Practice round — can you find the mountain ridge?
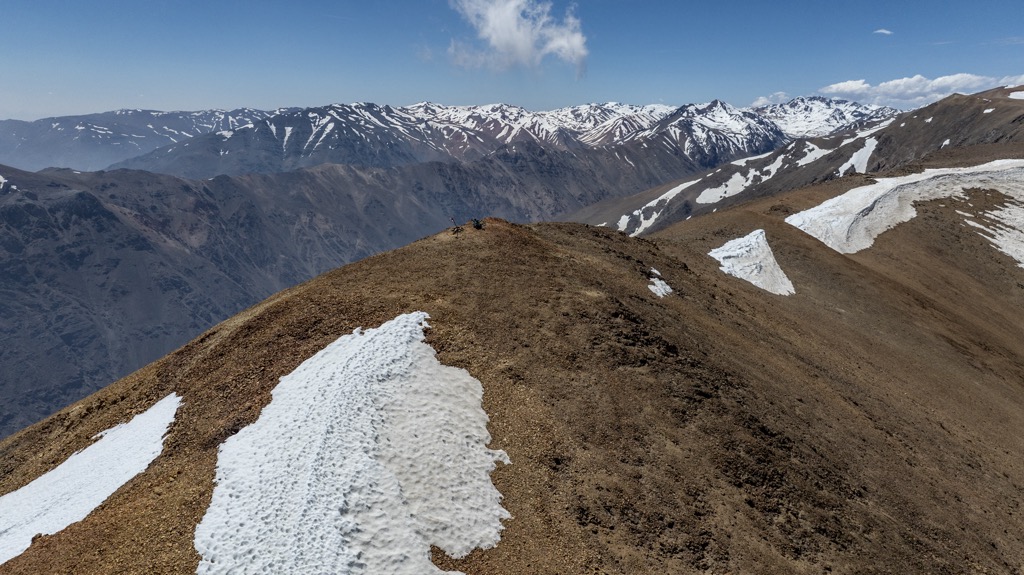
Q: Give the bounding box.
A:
[2,193,1022,572]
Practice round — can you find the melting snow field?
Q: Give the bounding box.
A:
[961,193,1024,267]
[617,179,700,236]
[1009,91,1024,100]
[194,312,510,575]
[695,154,786,205]
[796,142,833,167]
[0,393,181,566]
[708,229,795,295]
[785,160,1024,255]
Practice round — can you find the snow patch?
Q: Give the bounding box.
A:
[708,229,794,295]
[647,268,673,297]
[836,137,877,175]
[785,159,1024,253]
[984,108,995,113]
[696,172,749,204]
[730,150,773,166]
[1009,91,1024,100]
[959,193,1024,268]
[194,312,509,575]
[0,394,181,566]
[696,154,785,205]
[941,139,951,148]
[617,179,699,236]
[796,143,833,167]
[282,126,293,150]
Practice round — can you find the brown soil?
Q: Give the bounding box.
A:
[2,204,1023,573]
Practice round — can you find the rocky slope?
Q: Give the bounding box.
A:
[2,160,1023,572]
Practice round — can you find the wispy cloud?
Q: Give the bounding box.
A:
[448,0,588,74]
[819,73,1024,109]
[751,91,790,107]
[873,29,893,35]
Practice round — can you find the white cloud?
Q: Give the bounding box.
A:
[873,29,893,35]
[819,73,1024,109]
[751,91,790,107]
[448,0,587,73]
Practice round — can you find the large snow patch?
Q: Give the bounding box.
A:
[617,178,700,236]
[961,190,1024,268]
[836,137,877,175]
[785,159,1024,253]
[708,229,795,295]
[194,312,509,575]
[0,393,181,565]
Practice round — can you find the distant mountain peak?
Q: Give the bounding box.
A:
[754,97,901,138]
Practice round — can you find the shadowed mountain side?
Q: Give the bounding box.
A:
[2,213,1022,573]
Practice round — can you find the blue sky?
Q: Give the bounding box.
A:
[2,0,1022,119]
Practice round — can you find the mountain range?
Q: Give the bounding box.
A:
[0,109,278,173]
[2,98,893,177]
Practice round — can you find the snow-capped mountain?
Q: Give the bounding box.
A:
[0,108,280,171]
[577,87,1024,236]
[3,86,1024,573]
[754,96,900,138]
[620,100,788,166]
[110,99,796,179]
